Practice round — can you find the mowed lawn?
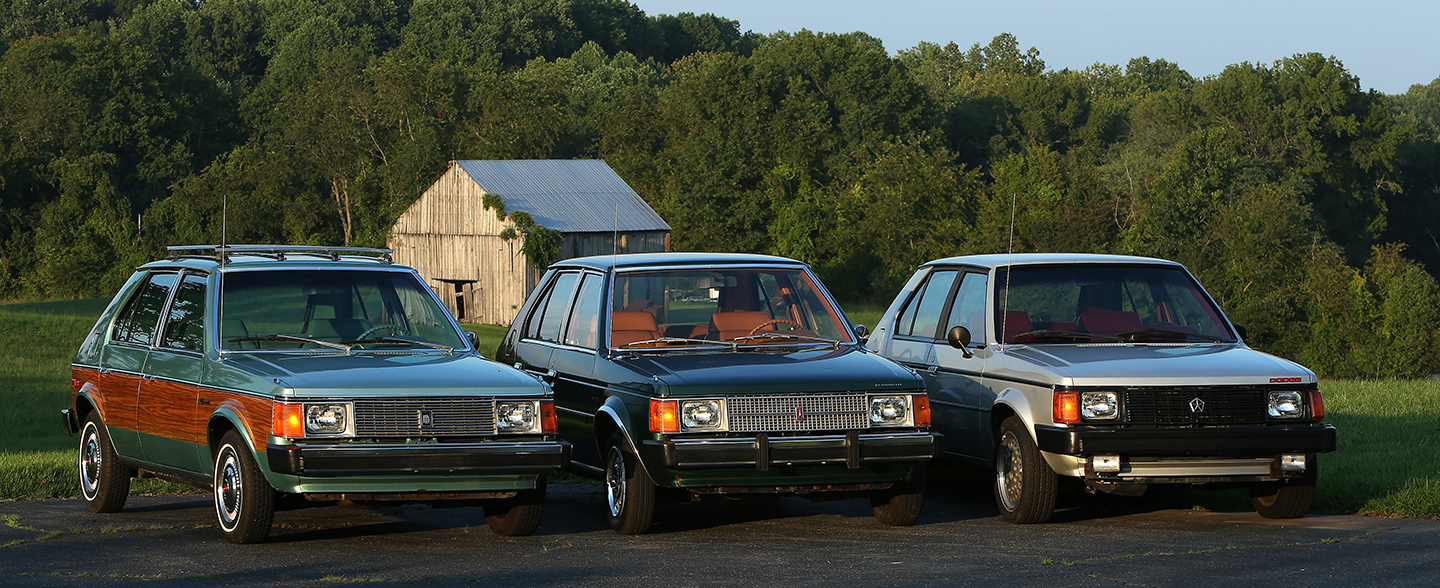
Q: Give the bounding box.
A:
[1,299,1436,519]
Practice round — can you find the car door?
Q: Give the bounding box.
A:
[510,271,583,440]
[928,270,994,460]
[138,272,207,473]
[99,271,178,459]
[550,272,606,466]
[885,269,960,439]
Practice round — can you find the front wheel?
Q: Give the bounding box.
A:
[1251,459,1318,519]
[79,412,131,513]
[871,462,926,526]
[604,433,656,535]
[994,416,1058,524]
[213,430,276,544]
[484,477,547,536]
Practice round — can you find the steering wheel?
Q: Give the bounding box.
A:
[749,319,800,335]
[357,324,411,339]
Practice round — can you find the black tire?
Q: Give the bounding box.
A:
[994,416,1058,524]
[213,430,276,544]
[484,476,547,536]
[604,432,656,535]
[871,462,926,526]
[1251,458,1318,519]
[79,412,131,513]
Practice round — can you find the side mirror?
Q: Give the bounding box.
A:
[466,331,480,348]
[1232,324,1247,340]
[947,326,973,359]
[853,324,869,340]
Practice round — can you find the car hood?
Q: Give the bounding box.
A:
[217,352,546,397]
[613,345,921,395]
[997,344,1315,387]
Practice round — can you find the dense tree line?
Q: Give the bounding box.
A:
[2,0,1437,377]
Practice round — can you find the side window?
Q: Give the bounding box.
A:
[160,274,207,351]
[563,274,603,349]
[527,272,580,343]
[944,272,989,344]
[112,273,177,346]
[898,270,958,339]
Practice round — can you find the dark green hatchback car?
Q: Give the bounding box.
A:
[496,253,941,534]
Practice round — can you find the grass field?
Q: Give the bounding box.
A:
[2,299,1437,519]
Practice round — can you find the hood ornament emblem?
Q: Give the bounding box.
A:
[1189,398,1205,413]
[418,410,433,427]
[795,406,805,422]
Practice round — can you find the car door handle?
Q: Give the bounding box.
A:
[543,369,557,383]
[927,365,939,376]
[141,373,157,381]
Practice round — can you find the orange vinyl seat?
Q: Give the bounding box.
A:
[610,311,661,347]
[708,310,774,341]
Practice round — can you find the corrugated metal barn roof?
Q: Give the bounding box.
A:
[455,160,671,233]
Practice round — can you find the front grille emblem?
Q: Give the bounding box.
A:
[1189,398,1205,413]
[795,406,805,422]
[418,410,433,428]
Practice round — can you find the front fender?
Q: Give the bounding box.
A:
[993,387,1046,439]
[595,395,640,453]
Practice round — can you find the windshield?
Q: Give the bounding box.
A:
[609,267,854,348]
[219,270,465,351]
[995,265,1235,344]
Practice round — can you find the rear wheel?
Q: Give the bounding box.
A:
[871,462,926,526]
[1251,458,1317,519]
[213,430,276,544]
[604,432,656,535]
[484,477,547,536]
[79,412,131,513]
[994,416,1058,524]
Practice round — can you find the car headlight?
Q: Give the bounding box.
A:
[1081,392,1118,420]
[1268,391,1304,419]
[304,403,351,435]
[870,396,911,426]
[496,401,539,433]
[681,400,725,430]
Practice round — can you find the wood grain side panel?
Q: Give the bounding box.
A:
[208,393,275,452]
[73,366,138,430]
[137,379,200,444]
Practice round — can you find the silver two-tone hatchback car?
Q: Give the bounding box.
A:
[866,254,1336,523]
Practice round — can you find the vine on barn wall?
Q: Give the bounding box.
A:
[483,194,563,273]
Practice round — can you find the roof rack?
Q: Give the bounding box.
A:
[166,245,393,263]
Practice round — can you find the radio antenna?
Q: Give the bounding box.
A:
[612,201,619,263]
[999,192,1017,350]
[218,195,228,358]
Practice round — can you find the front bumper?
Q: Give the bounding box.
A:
[1033,423,1336,456]
[641,431,941,470]
[266,440,571,476]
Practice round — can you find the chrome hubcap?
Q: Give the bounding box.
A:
[996,431,1023,511]
[215,450,242,530]
[605,450,626,518]
[80,426,101,498]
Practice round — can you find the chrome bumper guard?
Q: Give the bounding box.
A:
[642,431,941,470]
[266,440,571,476]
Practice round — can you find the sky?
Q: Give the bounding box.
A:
[635,0,1439,95]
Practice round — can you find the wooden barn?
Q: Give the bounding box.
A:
[388,159,671,325]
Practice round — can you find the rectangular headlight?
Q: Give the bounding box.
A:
[1081,392,1118,420]
[1268,391,1305,419]
[304,403,351,436]
[869,395,912,427]
[496,400,540,433]
[680,399,725,431]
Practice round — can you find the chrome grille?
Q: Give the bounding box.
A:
[1124,389,1268,425]
[353,397,495,437]
[726,394,868,432]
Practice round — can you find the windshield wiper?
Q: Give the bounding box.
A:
[341,336,455,353]
[1115,328,1224,343]
[1010,329,1122,342]
[732,332,841,349]
[619,337,737,351]
[227,334,352,352]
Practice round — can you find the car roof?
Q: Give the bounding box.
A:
[139,245,408,273]
[552,252,810,271]
[921,253,1184,270]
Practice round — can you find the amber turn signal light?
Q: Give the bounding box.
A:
[912,395,932,427]
[272,403,304,438]
[1308,388,1326,420]
[540,400,559,433]
[650,399,679,433]
[1053,391,1080,424]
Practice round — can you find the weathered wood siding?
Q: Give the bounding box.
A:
[390,164,669,325]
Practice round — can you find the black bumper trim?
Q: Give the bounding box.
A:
[60,409,79,437]
[641,432,941,469]
[266,440,571,476]
[1034,423,1336,456]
